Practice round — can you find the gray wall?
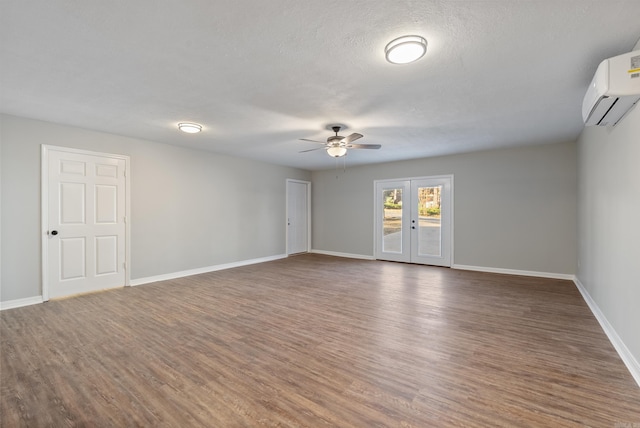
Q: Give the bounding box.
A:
[312,141,578,275]
[577,104,640,366]
[0,114,310,302]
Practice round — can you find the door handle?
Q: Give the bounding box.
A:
[50,230,58,236]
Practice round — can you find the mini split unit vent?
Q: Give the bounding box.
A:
[582,49,640,126]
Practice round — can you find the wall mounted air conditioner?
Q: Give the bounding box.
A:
[582,49,640,126]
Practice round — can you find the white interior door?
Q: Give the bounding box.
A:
[375,176,452,267]
[286,180,310,255]
[43,146,129,300]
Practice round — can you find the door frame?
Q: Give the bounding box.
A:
[373,174,454,266]
[285,179,311,255]
[41,145,131,301]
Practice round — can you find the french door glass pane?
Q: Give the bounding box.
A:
[382,188,403,253]
[417,186,442,257]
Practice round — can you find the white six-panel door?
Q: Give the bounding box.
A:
[43,146,129,300]
[286,179,310,255]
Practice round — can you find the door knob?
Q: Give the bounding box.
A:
[50,230,58,236]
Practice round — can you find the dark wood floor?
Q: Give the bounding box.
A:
[2,254,639,427]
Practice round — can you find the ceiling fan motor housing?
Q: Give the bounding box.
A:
[327,135,344,146]
[328,126,344,146]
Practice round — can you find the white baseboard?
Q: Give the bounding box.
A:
[0,295,44,311]
[573,278,640,388]
[452,264,575,280]
[310,249,375,260]
[130,254,288,286]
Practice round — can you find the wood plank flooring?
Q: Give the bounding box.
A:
[2,254,639,427]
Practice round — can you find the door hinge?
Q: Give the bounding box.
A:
[123,262,127,270]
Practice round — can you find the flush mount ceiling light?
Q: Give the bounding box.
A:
[178,122,202,133]
[326,146,348,158]
[385,35,427,64]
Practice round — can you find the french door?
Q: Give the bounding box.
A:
[375,176,452,266]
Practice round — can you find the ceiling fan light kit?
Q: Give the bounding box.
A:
[385,35,427,64]
[327,146,348,157]
[178,122,202,133]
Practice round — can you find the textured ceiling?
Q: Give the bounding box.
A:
[1,1,639,170]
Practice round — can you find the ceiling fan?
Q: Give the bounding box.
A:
[299,126,381,157]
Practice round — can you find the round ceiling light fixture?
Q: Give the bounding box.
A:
[178,122,202,133]
[385,35,427,64]
[326,146,347,158]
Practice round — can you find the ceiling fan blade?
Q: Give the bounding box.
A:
[340,133,363,144]
[347,143,381,150]
[299,147,325,153]
[299,138,326,144]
